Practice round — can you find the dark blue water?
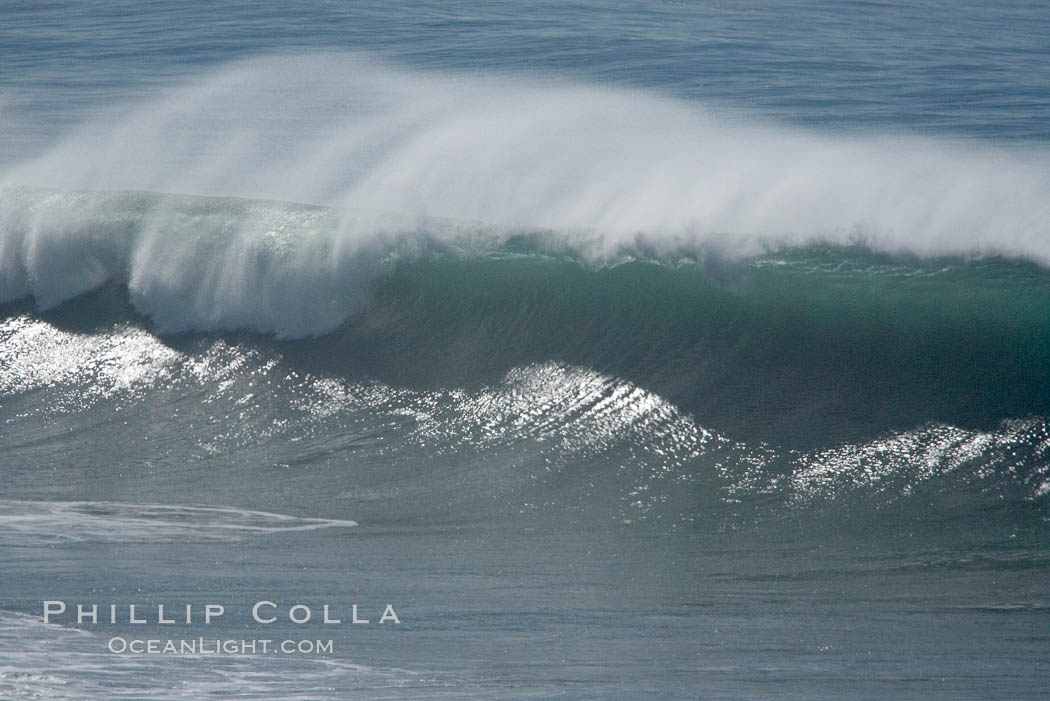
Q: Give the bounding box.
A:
[1,2,1049,699]
[2,0,1049,142]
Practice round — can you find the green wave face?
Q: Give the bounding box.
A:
[4,188,1050,446]
[2,188,1049,539]
[338,248,1050,446]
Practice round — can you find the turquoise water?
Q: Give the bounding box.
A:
[1,2,1049,699]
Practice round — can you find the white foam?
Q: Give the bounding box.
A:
[0,611,412,700]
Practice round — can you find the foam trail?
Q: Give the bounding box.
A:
[0,501,357,545]
[2,54,1049,337]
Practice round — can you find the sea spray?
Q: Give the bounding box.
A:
[2,54,1049,267]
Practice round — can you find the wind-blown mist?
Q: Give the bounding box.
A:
[2,53,1049,336]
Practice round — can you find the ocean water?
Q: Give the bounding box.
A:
[1,1,1049,699]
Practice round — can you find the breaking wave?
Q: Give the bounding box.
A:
[2,56,1049,535]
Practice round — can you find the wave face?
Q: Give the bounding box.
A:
[2,210,1049,533]
[3,187,1050,444]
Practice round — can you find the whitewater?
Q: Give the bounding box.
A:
[3,57,1050,341]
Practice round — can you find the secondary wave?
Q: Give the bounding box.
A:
[2,311,1047,532]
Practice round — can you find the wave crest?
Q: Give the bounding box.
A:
[1,54,1049,335]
